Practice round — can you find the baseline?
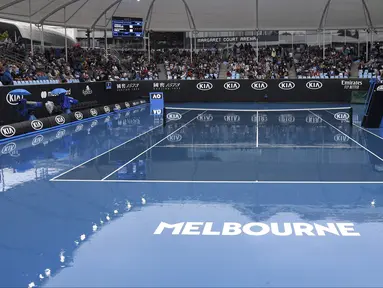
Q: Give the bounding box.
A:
[50,179,383,184]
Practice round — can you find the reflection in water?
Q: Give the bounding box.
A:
[0,106,383,286]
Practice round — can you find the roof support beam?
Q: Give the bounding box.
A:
[30,0,59,17]
[361,0,374,30]
[90,0,121,30]
[38,0,81,24]
[0,0,26,12]
[318,0,332,30]
[66,0,90,23]
[106,0,122,27]
[144,0,196,31]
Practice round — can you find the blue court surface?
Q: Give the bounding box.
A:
[1,103,383,287]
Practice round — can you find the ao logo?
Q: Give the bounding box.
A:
[90,108,98,117]
[75,124,84,132]
[278,81,295,90]
[224,114,241,122]
[306,81,323,90]
[1,125,16,137]
[167,133,183,142]
[115,104,121,110]
[197,82,213,91]
[56,129,66,139]
[334,134,348,142]
[74,111,83,120]
[6,93,23,105]
[167,112,182,121]
[91,120,98,128]
[31,120,43,131]
[151,93,163,99]
[224,81,240,91]
[251,81,268,90]
[279,114,295,124]
[1,142,16,154]
[55,115,66,125]
[104,106,111,113]
[305,114,322,124]
[197,114,213,122]
[251,114,268,123]
[334,112,350,121]
[125,102,130,108]
[32,135,44,146]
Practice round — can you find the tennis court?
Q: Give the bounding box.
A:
[1,103,383,287]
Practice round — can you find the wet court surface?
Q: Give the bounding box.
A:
[1,103,383,287]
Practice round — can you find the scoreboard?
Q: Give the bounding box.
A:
[112,17,143,38]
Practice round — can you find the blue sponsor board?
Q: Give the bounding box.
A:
[150,92,164,116]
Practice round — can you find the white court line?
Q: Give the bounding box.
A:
[256,110,259,148]
[50,110,191,181]
[325,110,383,141]
[101,110,207,181]
[166,106,352,112]
[309,110,383,162]
[155,143,355,149]
[50,178,383,184]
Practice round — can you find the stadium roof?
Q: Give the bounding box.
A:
[0,0,382,31]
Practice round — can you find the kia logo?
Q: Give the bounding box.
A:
[167,133,183,142]
[334,112,350,121]
[104,106,111,113]
[115,104,121,110]
[224,81,240,91]
[74,111,83,120]
[167,112,182,121]
[306,81,323,90]
[56,129,66,139]
[1,142,16,154]
[278,81,295,90]
[125,102,130,108]
[224,114,241,122]
[90,108,98,117]
[334,134,349,142]
[251,114,268,123]
[0,125,16,137]
[55,115,66,125]
[197,82,213,91]
[6,93,23,105]
[278,114,295,124]
[197,114,213,122]
[251,81,268,90]
[31,120,43,130]
[75,124,84,132]
[32,135,44,146]
[305,114,323,124]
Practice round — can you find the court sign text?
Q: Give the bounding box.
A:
[154,222,361,237]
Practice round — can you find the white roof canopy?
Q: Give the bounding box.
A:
[0,0,382,31]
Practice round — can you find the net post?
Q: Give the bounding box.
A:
[349,107,353,126]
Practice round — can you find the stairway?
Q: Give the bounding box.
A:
[350,62,360,78]
[157,64,167,80]
[219,63,227,79]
